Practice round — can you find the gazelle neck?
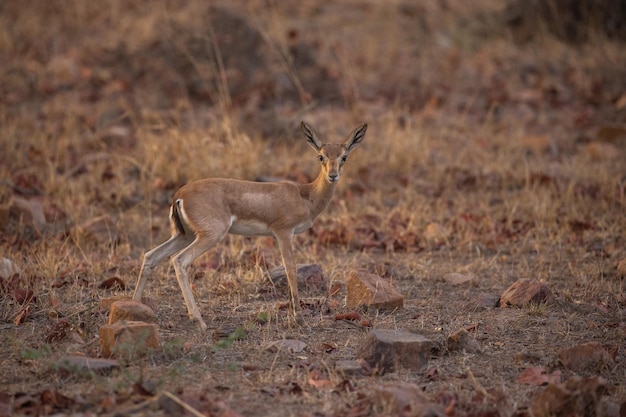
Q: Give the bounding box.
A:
[306,170,338,218]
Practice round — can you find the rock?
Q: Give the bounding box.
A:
[557,342,617,372]
[0,257,21,279]
[54,355,120,376]
[100,295,158,312]
[423,222,448,244]
[359,329,433,374]
[346,271,403,311]
[267,263,325,293]
[500,279,554,307]
[99,321,160,358]
[11,196,48,235]
[473,293,500,310]
[335,360,370,376]
[442,272,475,286]
[108,300,156,324]
[373,382,444,416]
[530,376,608,417]
[447,328,482,353]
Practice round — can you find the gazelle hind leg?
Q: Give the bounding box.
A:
[171,230,228,330]
[133,233,193,300]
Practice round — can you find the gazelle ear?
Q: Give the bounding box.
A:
[345,123,367,153]
[301,122,322,151]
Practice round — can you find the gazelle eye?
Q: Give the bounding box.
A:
[318,155,324,162]
[341,155,348,163]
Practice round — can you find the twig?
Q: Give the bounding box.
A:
[467,367,493,399]
[160,390,205,417]
[108,390,205,417]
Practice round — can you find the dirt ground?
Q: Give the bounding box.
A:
[1,1,625,416]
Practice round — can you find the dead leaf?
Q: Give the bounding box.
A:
[98,276,126,290]
[335,312,361,321]
[329,283,342,297]
[424,367,440,382]
[308,370,334,389]
[517,367,562,386]
[46,320,72,343]
[14,288,34,303]
[13,305,30,326]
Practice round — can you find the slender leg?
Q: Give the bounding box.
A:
[171,231,227,330]
[133,233,192,300]
[273,230,300,315]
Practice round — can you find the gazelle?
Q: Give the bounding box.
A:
[132,122,367,330]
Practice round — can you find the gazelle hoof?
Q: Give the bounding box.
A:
[193,317,208,331]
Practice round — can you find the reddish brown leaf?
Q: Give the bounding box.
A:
[425,367,440,382]
[329,283,342,297]
[335,312,361,321]
[517,367,562,386]
[308,370,334,389]
[46,320,72,344]
[14,288,34,303]
[98,276,126,290]
[13,305,30,325]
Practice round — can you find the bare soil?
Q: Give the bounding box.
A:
[1,1,624,416]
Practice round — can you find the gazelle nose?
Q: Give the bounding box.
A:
[328,173,339,182]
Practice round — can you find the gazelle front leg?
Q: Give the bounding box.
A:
[273,230,300,315]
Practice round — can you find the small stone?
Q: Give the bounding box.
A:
[359,329,433,374]
[447,328,482,353]
[99,321,160,358]
[268,263,325,293]
[557,342,617,372]
[55,355,120,376]
[423,222,448,244]
[108,300,156,324]
[500,279,554,307]
[442,272,475,286]
[373,382,440,414]
[100,295,158,312]
[0,257,21,279]
[474,293,500,310]
[346,271,403,311]
[531,376,608,417]
[335,360,369,376]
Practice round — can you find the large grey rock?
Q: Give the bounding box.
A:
[359,329,433,374]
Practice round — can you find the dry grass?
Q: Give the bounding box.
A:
[1,0,625,416]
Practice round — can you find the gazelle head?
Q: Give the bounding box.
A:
[301,122,367,184]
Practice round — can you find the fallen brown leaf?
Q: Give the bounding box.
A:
[517,367,562,386]
[98,276,126,290]
[335,312,361,321]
